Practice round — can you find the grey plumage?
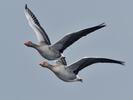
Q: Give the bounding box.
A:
[40,57,124,82]
[52,23,106,53]
[56,57,67,65]
[67,57,125,75]
[24,4,106,61]
[25,4,51,45]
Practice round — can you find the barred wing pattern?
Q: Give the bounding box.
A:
[25,4,51,45]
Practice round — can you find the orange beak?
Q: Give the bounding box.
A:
[40,62,45,66]
[24,41,29,46]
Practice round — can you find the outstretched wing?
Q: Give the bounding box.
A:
[24,4,51,45]
[52,23,105,53]
[67,57,124,75]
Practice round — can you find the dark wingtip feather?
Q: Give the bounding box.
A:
[25,4,27,9]
[99,23,106,28]
[119,61,125,66]
[114,60,125,66]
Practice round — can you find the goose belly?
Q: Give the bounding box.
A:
[54,69,76,82]
[38,46,61,60]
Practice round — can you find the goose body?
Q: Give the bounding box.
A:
[24,4,106,60]
[52,64,77,82]
[37,45,61,60]
[40,57,124,82]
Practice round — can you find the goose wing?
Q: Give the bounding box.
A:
[67,57,124,75]
[55,57,67,65]
[24,4,51,45]
[52,23,105,53]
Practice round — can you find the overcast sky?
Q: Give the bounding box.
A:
[0,0,132,100]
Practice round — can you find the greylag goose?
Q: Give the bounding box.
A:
[24,4,106,60]
[39,57,124,82]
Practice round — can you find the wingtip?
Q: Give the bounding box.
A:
[120,61,125,66]
[100,23,106,27]
[25,4,27,9]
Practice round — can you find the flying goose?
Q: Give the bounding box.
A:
[24,4,106,60]
[40,57,124,82]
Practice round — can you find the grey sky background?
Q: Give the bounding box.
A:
[0,0,132,100]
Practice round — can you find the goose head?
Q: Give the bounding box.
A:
[24,41,33,47]
[24,41,38,48]
[40,61,52,69]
